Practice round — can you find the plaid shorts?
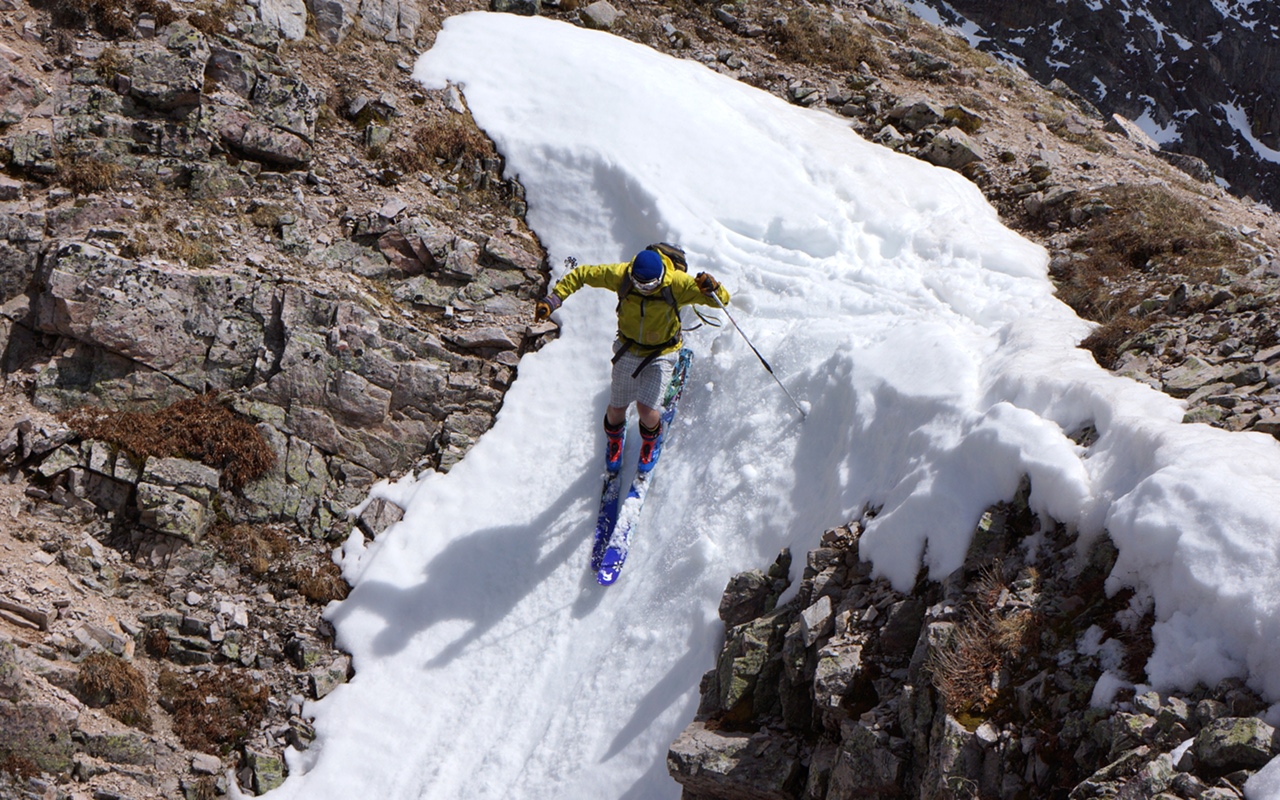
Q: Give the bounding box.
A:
[610,340,676,410]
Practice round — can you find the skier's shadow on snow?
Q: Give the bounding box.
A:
[328,467,601,666]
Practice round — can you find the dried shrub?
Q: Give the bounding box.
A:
[168,235,219,268]
[289,562,349,604]
[185,0,234,36]
[931,615,1001,718]
[76,652,153,732]
[0,754,38,781]
[212,523,292,578]
[56,155,122,195]
[387,115,494,174]
[60,393,276,489]
[930,565,1043,720]
[136,0,179,26]
[1056,184,1239,366]
[158,668,268,754]
[121,230,155,259]
[94,46,132,82]
[249,203,286,229]
[51,0,132,37]
[772,8,885,72]
[145,627,170,658]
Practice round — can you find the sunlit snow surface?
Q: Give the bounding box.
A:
[263,14,1280,800]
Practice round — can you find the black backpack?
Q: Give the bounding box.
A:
[616,242,686,309]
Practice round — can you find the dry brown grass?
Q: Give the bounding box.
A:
[387,115,495,174]
[212,523,349,603]
[94,45,132,82]
[56,155,122,195]
[931,614,1001,718]
[168,236,220,268]
[772,8,886,72]
[60,393,276,489]
[185,0,234,35]
[1055,184,1240,367]
[158,668,268,755]
[51,0,133,37]
[76,652,153,732]
[290,562,349,604]
[0,754,38,781]
[930,565,1043,719]
[212,523,292,578]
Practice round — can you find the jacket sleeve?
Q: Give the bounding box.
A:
[671,272,730,308]
[550,262,627,301]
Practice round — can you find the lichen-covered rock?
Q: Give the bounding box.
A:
[125,23,210,111]
[0,702,75,776]
[920,127,984,170]
[358,0,422,42]
[719,569,773,629]
[1192,716,1278,772]
[887,98,946,132]
[244,746,286,794]
[667,722,802,800]
[257,0,308,40]
[136,457,221,543]
[827,725,904,799]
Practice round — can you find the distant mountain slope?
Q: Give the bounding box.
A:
[906,0,1280,207]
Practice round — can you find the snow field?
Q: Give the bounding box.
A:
[261,13,1280,800]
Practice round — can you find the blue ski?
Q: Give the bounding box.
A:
[590,470,622,572]
[596,348,694,586]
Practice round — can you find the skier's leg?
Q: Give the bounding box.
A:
[606,405,627,426]
[635,403,660,429]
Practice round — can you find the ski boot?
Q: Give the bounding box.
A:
[637,420,664,474]
[604,415,626,473]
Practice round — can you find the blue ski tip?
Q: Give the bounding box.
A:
[596,547,626,586]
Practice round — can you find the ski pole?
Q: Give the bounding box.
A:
[709,293,807,420]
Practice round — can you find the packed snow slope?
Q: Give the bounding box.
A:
[263,13,1280,800]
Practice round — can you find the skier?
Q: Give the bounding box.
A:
[534,247,729,473]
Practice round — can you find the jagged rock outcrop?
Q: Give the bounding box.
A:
[672,490,1280,800]
[910,0,1280,207]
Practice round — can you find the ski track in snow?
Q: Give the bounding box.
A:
[258,14,1280,800]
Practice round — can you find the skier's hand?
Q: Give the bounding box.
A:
[534,294,561,322]
[695,272,720,296]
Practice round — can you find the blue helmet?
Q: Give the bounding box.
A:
[630,250,665,291]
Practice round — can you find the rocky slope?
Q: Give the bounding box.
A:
[908,0,1280,209]
[672,496,1280,800]
[0,0,1279,798]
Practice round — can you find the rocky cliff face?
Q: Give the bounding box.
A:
[673,493,1280,800]
[909,0,1280,208]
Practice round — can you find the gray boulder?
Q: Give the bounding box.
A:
[719,568,773,629]
[581,0,621,29]
[308,0,360,43]
[920,127,984,170]
[0,42,50,126]
[827,725,903,799]
[359,0,422,42]
[257,0,308,40]
[667,722,802,800]
[126,23,210,111]
[135,457,221,543]
[1192,716,1277,772]
[887,98,946,132]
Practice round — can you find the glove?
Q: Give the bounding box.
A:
[695,272,720,296]
[534,294,561,322]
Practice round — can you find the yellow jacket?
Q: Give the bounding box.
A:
[551,252,731,355]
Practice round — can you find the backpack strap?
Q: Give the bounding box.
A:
[611,333,682,377]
